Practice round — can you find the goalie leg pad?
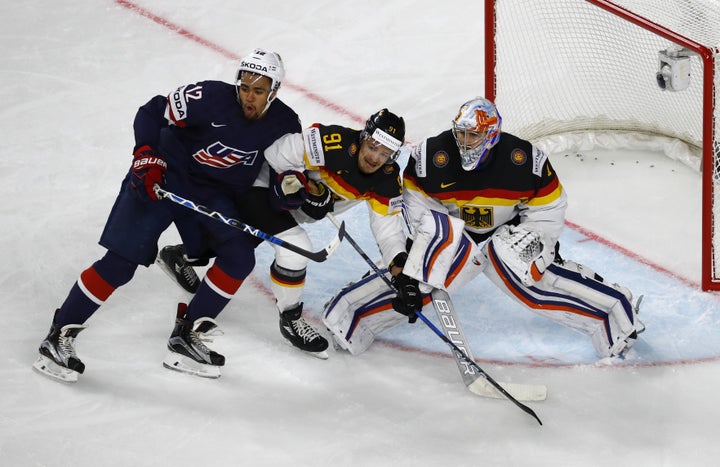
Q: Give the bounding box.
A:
[322,270,405,355]
[485,243,642,358]
[405,210,485,292]
[554,260,642,357]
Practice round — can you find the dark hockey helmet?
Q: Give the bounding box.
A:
[451,97,502,170]
[360,109,406,163]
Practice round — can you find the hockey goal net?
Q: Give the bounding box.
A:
[486,0,720,290]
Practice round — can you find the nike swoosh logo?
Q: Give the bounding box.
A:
[440,182,456,189]
[211,122,227,128]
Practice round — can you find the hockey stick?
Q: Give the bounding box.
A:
[412,307,542,425]
[155,186,345,262]
[326,214,546,410]
[428,289,547,402]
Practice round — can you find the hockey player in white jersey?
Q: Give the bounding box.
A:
[158,109,423,358]
[323,97,644,359]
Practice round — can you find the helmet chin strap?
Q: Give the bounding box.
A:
[259,89,278,117]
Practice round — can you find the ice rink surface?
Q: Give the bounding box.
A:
[2,1,719,465]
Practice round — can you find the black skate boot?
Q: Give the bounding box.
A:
[279,303,329,359]
[33,316,87,383]
[163,303,225,378]
[155,244,201,293]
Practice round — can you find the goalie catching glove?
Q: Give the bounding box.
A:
[301,180,335,220]
[490,225,555,286]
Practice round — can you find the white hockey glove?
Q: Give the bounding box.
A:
[490,225,555,286]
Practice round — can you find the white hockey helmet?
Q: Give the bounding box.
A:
[451,97,502,170]
[235,48,286,112]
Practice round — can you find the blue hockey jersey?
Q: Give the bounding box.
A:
[133,80,301,195]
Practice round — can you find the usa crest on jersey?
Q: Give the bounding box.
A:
[192,142,258,168]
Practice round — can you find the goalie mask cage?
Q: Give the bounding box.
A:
[485,0,720,291]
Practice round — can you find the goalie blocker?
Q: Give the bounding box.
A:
[324,210,644,359]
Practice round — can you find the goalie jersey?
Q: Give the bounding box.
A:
[403,129,567,245]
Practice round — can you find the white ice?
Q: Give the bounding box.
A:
[2,1,720,466]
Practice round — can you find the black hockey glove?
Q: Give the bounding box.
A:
[391,273,422,323]
[270,170,308,211]
[301,181,335,220]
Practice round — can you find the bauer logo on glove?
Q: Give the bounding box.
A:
[131,145,167,201]
[301,180,335,220]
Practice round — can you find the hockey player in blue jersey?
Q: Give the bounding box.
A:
[33,48,319,382]
[157,109,423,360]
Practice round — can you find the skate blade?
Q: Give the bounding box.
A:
[308,349,329,360]
[282,338,329,360]
[32,355,80,383]
[162,351,221,378]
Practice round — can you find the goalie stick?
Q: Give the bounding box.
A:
[428,289,547,402]
[413,302,542,425]
[155,186,345,262]
[326,214,546,417]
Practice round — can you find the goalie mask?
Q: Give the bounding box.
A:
[235,48,286,114]
[360,109,406,163]
[452,97,502,171]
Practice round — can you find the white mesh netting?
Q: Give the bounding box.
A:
[490,0,720,288]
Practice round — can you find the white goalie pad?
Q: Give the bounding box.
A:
[549,260,643,358]
[404,210,470,291]
[322,270,405,355]
[484,243,643,358]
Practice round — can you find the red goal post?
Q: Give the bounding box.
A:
[485,0,720,290]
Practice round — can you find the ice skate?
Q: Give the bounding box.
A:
[279,303,329,359]
[32,320,87,383]
[163,303,225,378]
[156,244,201,293]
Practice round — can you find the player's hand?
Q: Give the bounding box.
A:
[131,145,167,201]
[272,170,308,210]
[391,273,422,323]
[301,180,334,220]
